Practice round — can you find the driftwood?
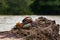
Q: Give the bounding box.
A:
[0,17,60,40]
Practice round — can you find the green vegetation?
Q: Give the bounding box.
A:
[0,0,34,15]
[0,0,60,15]
[30,0,60,15]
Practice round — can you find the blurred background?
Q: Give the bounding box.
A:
[0,0,60,15]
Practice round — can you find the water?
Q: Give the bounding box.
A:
[0,15,60,34]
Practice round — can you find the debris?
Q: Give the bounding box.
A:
[0,17,60,40]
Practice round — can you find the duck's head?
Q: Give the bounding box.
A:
[24,17,32,23]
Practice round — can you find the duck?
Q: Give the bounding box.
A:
[13,17,33,30]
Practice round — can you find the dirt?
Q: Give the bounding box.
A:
[0,17,60,40]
